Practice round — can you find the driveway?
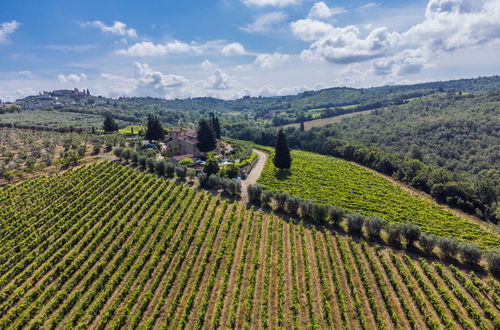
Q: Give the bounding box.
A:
[240,149,268,203]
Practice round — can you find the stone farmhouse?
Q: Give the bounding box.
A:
[163,129,202,158]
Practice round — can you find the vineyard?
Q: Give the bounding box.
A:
[258,149,500,249]
[0,161,499,328]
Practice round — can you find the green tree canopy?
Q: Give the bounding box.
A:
[197,119,217,152]
[273,128,292,169]
[204,152,219,175]
[145,114,165,141]
[103,115,118,132]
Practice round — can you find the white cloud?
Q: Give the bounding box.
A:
[134,62,187,89]
[18,71,36,78]
[221,42,246,56]
[359,2,380,11]
[372,48,427,76]
[80,20,137,38]
[45,44,97,52]
[242,0,301,7]
[242,12,287,33]
[0,20,20,44]
[57,73,87,84]
[206,69,232,89]
[308,2,346,19]
[116,40,202,56]
[290,19,335,41]
[201,59,216,69]
[404,0,500,53]
[254,52,291,69]
[304,25,400,63]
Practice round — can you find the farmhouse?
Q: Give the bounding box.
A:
[163,129,202,157]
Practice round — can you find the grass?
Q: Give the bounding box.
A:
[258,149,500,249]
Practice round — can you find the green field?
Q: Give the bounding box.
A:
[118,125,146,134]
[258,149,500,249]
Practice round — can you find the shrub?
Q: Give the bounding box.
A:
[209,174,222,189]
[311,203,328,225]
[438,237,460,258]
[419,233,438,254]
[386,224,403,246]
[260,190,273,207]
[114,147,123,158]
[247,184,263,204]
[130,151,139,165]
[299,199,314,219]
[274,192,289,210]
[400,223,421,246]
[154,160,167,176]
[187,168,196,180]
[197,172,208,186]
[346,213,365,234]
[175,165,187,179]
[146,158,156,172]
[327,205,344,226]
[486,251,500,276]
[121,148,131,161]
[364,215,385,239]
[165,162,175,178]
[179,157,194,167]
[285,196,300,215]
[138,156,147,169]
[459,243,482,264]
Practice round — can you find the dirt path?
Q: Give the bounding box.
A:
[240,149,268,203]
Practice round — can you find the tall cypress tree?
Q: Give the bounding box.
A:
[145,114,165,141]
[273,128,292,169]
[197,119,217,152]
[214,116,221,139]
[103,115,118,132]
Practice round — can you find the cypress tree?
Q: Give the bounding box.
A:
[103,115,118,132]
[214,116,221,139]
[300,121,305,132]
[273,128,292,169]
[145,114,165,141]
[197,119,217,152]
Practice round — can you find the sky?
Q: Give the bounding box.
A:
[1,0,500,101]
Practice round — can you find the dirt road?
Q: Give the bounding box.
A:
[240,149,268,203]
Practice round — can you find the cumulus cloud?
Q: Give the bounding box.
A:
[404,0,500,53]
[201,59,216,69]
[117,40,202,56]
[304,25,400,64]
[290,19,335,41]
[80,20,137,38]
[254,52,291,69]
[206,69,232,89]
[134,62,187,89]
[221,42,246,56]
[57,73,87,84]
[0,20,20,44]
[308,2,346,19]
[242,0,301,7]
[242,12,287,33]
[372,48,427,76]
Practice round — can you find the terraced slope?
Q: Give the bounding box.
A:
[0,161,498,328]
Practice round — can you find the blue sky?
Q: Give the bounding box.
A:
[1,0,499,101]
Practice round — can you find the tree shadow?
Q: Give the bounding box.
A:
[275,169,291,181]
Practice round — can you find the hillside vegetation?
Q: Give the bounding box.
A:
[334,92,500,176]
[258,149,500,249]
[0,161,498,329]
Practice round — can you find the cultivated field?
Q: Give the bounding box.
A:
[0,161,499,328]
[284,109,374,131]
[258,149,500,249]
